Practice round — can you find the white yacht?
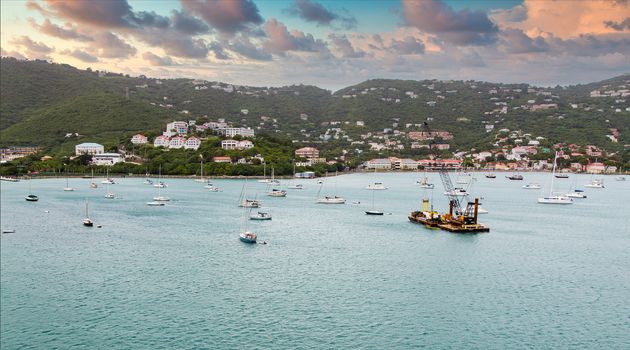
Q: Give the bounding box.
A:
[317,196,346,204]
[444,188,468,197]
[522,183,541,189]
[584,179,604,188]
[267,189,287,197]
[538,152,573,205]
[365,182,388,190]
[250,211,272,221]
[566,190,587,199]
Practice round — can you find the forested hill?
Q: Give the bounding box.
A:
[1,57,628,152]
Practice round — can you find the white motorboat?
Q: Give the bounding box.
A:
[267,189,287,197]
[143,179,153,185]
[240,199,260,208]
[250,211,272,220]
[566,190,587,198]
[477,207,489,214]
[146,201,165,206]
[206,185,220,192]
[522,183,541,189]
[153,181,167,188]
[105,192,115,199]
[416,177,434,189]
[317,196,346,204]
[584,179,604,188]
[538,151,573,205]
[444,188,468,196]
[101,178,115,185]
[288,184,304,189]
[365,182,388,190]
[153,196,170,202]
[89,182,98,189]
[0,176,19,182]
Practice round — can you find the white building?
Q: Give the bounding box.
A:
[366,158,392,170]
[154,136,170,147]
[92,153,123,166]
[165,121,188,136]
[75,143,104,156]
[184,137,201,150]
[221,127,255,138]
[131,134,148,144]
[221,139,254,150]
[169,136,186,149]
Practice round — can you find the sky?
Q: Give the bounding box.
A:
[1,0,629,90]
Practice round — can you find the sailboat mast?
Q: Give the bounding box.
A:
[549,151,557,196]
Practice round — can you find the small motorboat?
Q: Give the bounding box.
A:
[267,189,287,197]
[365,182,388,190]
[239,231,257,243]
[101,178,115,185]
[206,185,220,192]
[584,179,604,188]
[485,173,496,179]
[250,211,272,220]
[365,210,384,215]
[25,194,39,202]
[240,199,260,208]
[105,192,115,199]
[566,190,587,198]
[2,229,16,234]
[288,184,304,189]
[444,188,468,196]
[538,195,573,204]
[0,176,19,182]
[146,201,165,206]
[416,177,434,188]
[522,183,541,189]
[153,181,167,188]
[555,174,570,179]
[506,174,524,180]
[153,196,170,202]
[63,187,75,191]
[89,182,98,188]
[317,196,346,204]
[477,207,489,214]
[144,179,154,185]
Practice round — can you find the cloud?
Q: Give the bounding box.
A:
[226,36,272,60]
[285,0,357,29]
[263,19,328,53]
[389,36,425,55]
[61,48,99,62]
[35,0,169,29]
[604,17,630,31]
[489,5,527,25]
[1,48,27,60]
[142,51,175,66]
[209,42,230,59]
[171,10,210,35]
[10,35,54,59]
[29,18,93,42]
[329,34,364,58]
[181,0,263,34]
[87,32,137,58]
[402,0,499,45]
[499,28,549,54]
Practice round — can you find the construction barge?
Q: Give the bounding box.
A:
[409,198,490,233]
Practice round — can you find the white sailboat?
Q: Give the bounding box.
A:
[89,169,98,188]
[584,178,605,188]
[416,171,434,189]
[194,157,207,183]
[287,163,304,189]
[267,168,286,197]
[538,152,573,204]
[63,167,74,191]
[153,165,170,201]
[239,178,260,207]
[365,182,388,190]
[101,168,115,184]
[25,176,39,201]
[239,181,257,243]
[316,171,346,204]
[258,163,272,183]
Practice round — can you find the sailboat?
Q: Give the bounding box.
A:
[83,200,94,226]
[101,168,115,184]
[250,211,272,220]
[267,168,287,197]
[416,170,434,188]
[485,173,497,179]
[89,169,98,188]
[194,157,207,183]
[365,186,384,215]
[239,181,257,243]
[258,163,272,183]
[104,181,115,199]
[316,171,346,204]
[566,177,587,198]
[538,152,573,204]
[288,163,304,189]
[63,167,74,191]
[584,178,605,188]
[239,178,260,207]
[153,165,170,201]
[25,176,39,201]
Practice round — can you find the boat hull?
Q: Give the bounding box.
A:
[239,232,257,243]
[25,196,39,202]
[537,197,573,204]
[365,210,384,215]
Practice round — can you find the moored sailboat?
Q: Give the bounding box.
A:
[538,152,573,204]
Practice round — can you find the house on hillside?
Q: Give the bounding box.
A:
[154,136,170,147]
[75,143,104,156]
[184,137,201,150]
[131,134,148,144]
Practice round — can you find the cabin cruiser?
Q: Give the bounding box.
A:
[317,196,346,204]
[566,190,587,198]
[444,188,468,196]
[365,182,388,190]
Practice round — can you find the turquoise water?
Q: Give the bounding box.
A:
[1,173,629,349]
